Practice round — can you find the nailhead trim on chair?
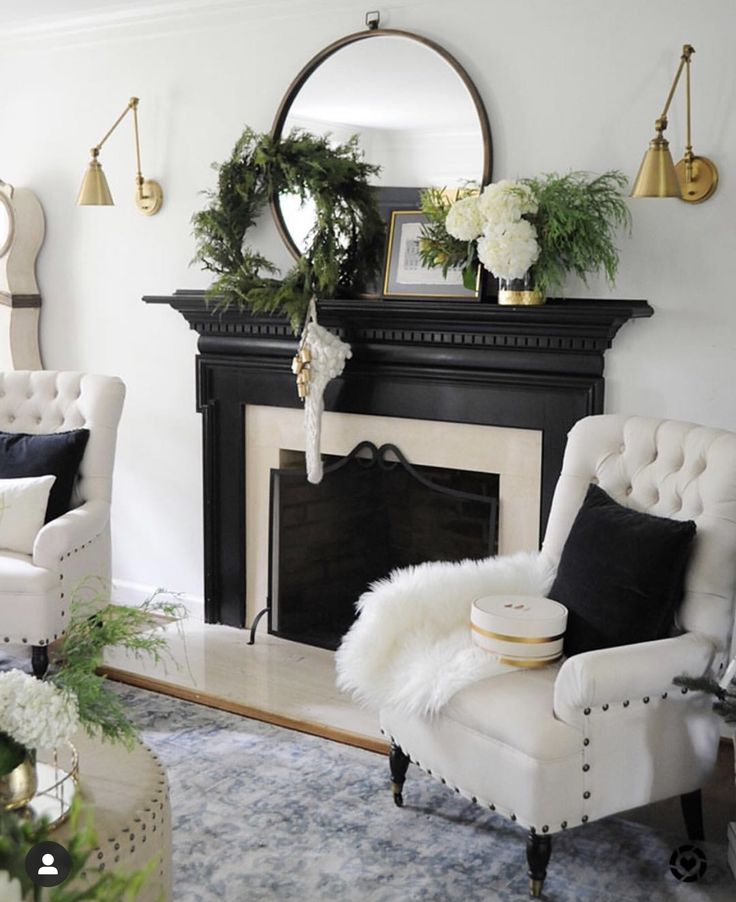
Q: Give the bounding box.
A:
[3,530,105,648]
[387,737,585,834]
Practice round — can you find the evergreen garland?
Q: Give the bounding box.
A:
[191,127,385,332]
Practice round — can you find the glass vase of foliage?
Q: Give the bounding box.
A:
[419,171,631,304]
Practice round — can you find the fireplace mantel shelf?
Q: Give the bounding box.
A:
[143,289,653,627]
[144,291,652,377]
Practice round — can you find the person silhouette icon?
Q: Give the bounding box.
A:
[37,853,58,876]
[26,840,71,887]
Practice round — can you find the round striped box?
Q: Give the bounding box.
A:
[471,595,568,667]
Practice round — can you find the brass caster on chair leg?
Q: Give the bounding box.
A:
[529,877,544,898]
[389,741,410,808]
[526,831,551,899]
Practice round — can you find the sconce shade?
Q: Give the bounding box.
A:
[630,137,681,198]
[77,159,114,206]
[631,44,719,203]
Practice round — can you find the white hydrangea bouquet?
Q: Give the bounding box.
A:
[0,669,79,777]
[419,171,630,302]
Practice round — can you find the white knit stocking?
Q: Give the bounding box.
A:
[301,314,352,484]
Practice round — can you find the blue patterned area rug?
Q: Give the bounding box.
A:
[113,684,734,902]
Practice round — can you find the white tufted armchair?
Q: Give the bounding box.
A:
[377,415,736,897]
[0,371,125,676]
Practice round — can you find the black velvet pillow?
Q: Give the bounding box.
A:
[549,483,696,658]
[0,429,90,522]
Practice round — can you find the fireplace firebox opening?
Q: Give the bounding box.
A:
[267,441,499,650]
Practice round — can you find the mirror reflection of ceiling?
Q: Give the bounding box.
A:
[282,35,484,188]
[279,34,487,254]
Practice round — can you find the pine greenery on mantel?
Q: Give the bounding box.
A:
[191,127,385,332]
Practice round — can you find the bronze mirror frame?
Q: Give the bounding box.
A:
[269,27,493,264]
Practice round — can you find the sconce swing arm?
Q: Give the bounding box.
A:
[652,45,695,184]
[78,96,163,215]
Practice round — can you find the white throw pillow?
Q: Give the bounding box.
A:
[0,475,56,554]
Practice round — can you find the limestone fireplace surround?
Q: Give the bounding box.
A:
[245,406,541,627]
[143,291,653,629]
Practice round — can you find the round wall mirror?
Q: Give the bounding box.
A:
[271,28,492,259]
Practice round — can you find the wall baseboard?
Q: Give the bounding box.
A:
[112,579,204,621]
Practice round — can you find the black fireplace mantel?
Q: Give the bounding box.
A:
[143,290,653,627]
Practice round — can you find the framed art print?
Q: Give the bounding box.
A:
[383,210,479,299]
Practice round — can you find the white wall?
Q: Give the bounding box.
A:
[1,0,734,601]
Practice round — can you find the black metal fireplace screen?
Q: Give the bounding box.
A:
[266,441,499,650]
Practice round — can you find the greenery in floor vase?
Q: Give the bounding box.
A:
[419,170,631,295]
[191,127,386,332]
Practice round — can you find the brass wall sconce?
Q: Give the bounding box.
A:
[631,44,718,203]
[77,97,163,215]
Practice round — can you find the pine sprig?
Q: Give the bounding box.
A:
[49,586,186,748]
[673,673,736,725]
[419,187,477,287]
[191,127,385,332]
[520,171,631,295]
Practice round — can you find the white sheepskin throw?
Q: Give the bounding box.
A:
[335,551,556,716]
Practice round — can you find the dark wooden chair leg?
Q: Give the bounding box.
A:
[389,742,410,807]
[680,789,705,841]
[31,645,49,678]
[526,832,552,898]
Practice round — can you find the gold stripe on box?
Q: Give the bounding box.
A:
[471,624,565,644]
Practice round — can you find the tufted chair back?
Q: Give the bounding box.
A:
[542,415,736,652]
[0,370,125,509]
